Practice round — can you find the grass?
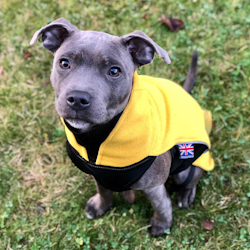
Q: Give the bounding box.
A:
[0,0,250,249]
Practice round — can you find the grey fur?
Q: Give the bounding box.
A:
[144,184,172,237]
[31,18,203,237]
[174,166,204,208]
[85,180,113,219]
[183,50,198,93]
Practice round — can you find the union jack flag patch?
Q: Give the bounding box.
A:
[178,143,194,159]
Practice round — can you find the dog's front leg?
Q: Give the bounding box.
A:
[85,179,113,219]
[143,184,172,237]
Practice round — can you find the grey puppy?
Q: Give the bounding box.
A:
[30,18,212,237]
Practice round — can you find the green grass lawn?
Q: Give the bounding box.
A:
[0,0,249,249]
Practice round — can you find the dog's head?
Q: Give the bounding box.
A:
[31,18,170,132]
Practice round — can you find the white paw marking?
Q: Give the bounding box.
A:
[178,201,183,208]
[85,212,94,220]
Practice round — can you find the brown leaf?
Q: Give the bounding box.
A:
[41,81,50,86]
[36,202,46,214]
[23,52,32,59]
[0,66,4,76]
[160,14,184,32]
[143,13,150,20]
[202,220,214,230]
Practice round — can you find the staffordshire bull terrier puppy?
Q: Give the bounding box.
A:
[30,18,214,237]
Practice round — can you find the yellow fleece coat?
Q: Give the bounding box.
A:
[63,72,214,171]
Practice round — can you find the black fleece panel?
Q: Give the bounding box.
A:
[169,144,208,175]
[66,141,156,192]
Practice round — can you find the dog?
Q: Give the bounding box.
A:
[30,18,214,237]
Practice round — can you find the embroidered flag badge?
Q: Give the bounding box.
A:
[178,143,194,159]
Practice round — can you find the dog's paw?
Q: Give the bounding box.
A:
[85,194,112,219]
[176,186,197,209]
[149,214,172,237]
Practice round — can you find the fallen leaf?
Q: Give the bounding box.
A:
[41,81,50,86]
[143,13,150,20]
[0,66,4,76]
[160,14,184,32]
[36,202,46,214]
[202,220,214,230]
[23,52,32,59]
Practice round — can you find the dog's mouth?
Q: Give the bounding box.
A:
[65,118,92,131]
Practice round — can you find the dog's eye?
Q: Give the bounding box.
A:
[109,67,121,77]
[60,59,70,69]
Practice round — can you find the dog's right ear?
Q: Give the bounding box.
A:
[30,18,78,53]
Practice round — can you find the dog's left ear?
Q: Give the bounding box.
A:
[122,30,171,67]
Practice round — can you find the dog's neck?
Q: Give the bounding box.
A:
[64,112,122,162]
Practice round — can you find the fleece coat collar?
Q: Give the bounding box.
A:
[62,72,214,171]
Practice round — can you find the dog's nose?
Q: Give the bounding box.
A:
[67,91,91,110]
